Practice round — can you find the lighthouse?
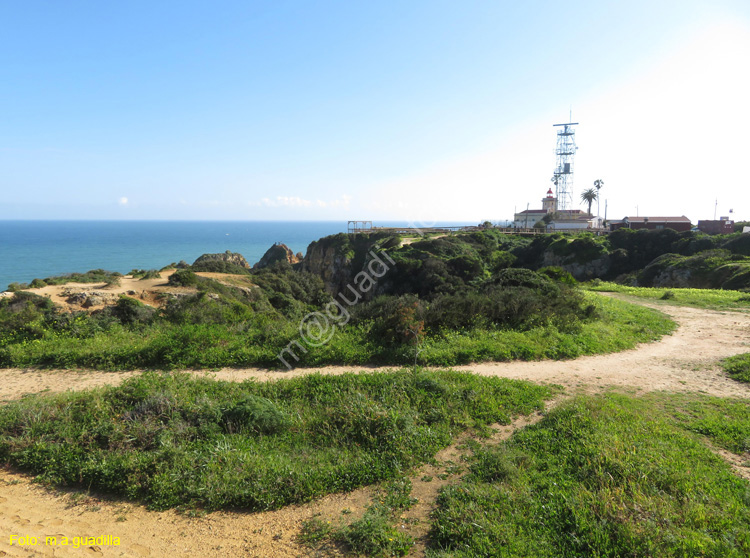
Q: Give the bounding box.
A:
[542,188,557,213]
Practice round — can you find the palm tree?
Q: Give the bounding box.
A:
[580,188,598,216]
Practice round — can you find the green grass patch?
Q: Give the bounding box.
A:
[429,393,750,557]
[0,293,674,370]
[416,293,675,365]
[299,476,418,557]
[721,353,750,384]
[0,370,552,511]
[652,392,750,454]
[585,281,750,311]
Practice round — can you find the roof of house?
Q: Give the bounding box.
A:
[516,208,588,216]
[621,216,691,223]
[553,217,594,223]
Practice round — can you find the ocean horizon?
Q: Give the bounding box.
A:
[0,220,479,290]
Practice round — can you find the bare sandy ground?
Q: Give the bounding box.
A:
[1,270,257,313]
[1,296,749,557]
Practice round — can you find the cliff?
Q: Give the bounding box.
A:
[192,251,251,272]
[301,232,397,295]
[254,243,301,269]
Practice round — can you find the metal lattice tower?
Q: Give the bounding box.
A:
[551,121,578,211]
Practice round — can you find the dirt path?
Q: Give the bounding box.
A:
[1,296,749,557]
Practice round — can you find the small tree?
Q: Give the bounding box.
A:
[394,300,426,369]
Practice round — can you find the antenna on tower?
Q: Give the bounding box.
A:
[551,120,578,211]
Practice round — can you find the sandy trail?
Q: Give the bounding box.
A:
[1,295,749,557]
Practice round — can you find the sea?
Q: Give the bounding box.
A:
[0,220,477,290]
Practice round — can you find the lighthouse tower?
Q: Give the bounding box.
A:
[542,188,557,213]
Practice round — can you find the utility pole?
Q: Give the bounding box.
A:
[524,203,529,229]
[594,179,604,228]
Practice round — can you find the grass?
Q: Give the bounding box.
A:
[299,477,418,557]
[654,392,750,454]
[0,369,553,511]
[585,281,750,311]
[428,393,750,558]
[415,293,675,365]
[0,293,675,370]
[721,353,750,384]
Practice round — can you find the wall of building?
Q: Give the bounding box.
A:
[697,220,734,234]
[610,221,691,232]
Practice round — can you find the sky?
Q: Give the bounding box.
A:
[1,0,749,223]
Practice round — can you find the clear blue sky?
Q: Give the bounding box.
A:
[2,0,749,222]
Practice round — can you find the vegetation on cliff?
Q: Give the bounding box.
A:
[7,225,750,370]
[0,238,674,369]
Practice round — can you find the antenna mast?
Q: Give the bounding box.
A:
[552,120,578,211]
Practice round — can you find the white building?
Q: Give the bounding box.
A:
[513,189,595,231]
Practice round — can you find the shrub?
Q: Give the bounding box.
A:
[6,282,27,292]
[221,395,288,435]
[721,353,750,383]
[191,260,251,274]
[111,296,156,325]
[129,269,162,280]
[538,266,577,285]
[168,269,199,287]
[338,507,413,557]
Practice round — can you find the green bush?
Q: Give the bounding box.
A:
[221,395,288,435]
[721,353,750,383]
[538,266,577,285]
[338,507,413,557]
[129,269,162,280]
[111,296,156,325]
[6,282,28,292]
[41,269,123,286]
[168,269,199,286]
[190,260,251,274]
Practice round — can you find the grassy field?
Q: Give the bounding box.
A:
[1,371,748,556]
[0,369,553,511]
[585,281,750,311]
[0,292,674,370]
[429,393,750,557]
